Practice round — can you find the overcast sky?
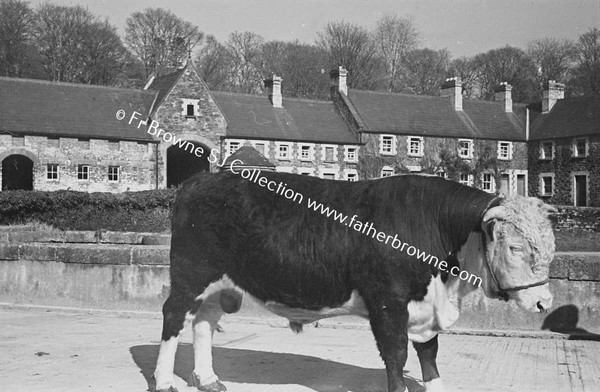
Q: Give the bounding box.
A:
[29,0,600,57]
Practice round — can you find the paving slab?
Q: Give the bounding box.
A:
[1,308,599,392]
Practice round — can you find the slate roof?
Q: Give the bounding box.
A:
[529,95,600,140]
[346,89,526,141]
[0,77,157,141]
[222,146,275,169]
[144,68,186,113]
[211,91,359,144]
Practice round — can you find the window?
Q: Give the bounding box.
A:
[109,140,120,151]
[458,139,473,159]
[540,141,554,160]
[321,146,336,162]
[108,166,120,182]
[381,166,394,177]
[46,164,59,180]
[459,173,472,186]
[497,141,513,160]
[228,141,241,155]
[345,146,358,162]
[12,135,24,146]
[380,135,396,155]
[573,138,588,157]
[277,143,290,160]
[181,99,199,117]
[540,174,554,196]
[437,171,447,179]
[298,168,314,176]
[482,173,494,192]
[299,145,313,161]
[77,165,89,180]
[321,172,336,180]
[407,136,424,157]
[346,173,357,181]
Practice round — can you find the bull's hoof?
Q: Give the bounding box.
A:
[156,387,178,392]
[197,380,227,392]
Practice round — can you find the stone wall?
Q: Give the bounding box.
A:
[0,134,159,192]
[552,206,600,231]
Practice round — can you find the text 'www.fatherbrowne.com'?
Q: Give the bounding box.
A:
[229,161,483,288]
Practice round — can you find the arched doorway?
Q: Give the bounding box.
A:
[166,141,210,188]
[2,154,34,190]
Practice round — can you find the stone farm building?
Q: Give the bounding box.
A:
[0,64,598,206]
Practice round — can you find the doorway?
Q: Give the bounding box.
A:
[2,154,34,190]
[166,142,210,188]
[574,175,587,207]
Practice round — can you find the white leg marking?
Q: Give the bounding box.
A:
[154,335,180,390]
[192,291,224,386]
[424,377,444,392]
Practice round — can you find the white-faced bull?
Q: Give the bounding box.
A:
[154,172,556,392]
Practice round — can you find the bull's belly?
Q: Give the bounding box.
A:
[198,274,459,343]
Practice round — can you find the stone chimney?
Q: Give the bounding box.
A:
[330,66,348,96]
[494,82,513,113]
[441,77,462,111]
[264,75,283,108]
[542,80,565,113]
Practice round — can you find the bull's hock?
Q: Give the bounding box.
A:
[1,229,599,336]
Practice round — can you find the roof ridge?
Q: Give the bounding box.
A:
[349,88,444,100]
[211,90,331,104]
[0,76,151,94]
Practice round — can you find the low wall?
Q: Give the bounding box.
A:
[1,229,599,335]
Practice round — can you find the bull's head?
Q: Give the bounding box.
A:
[480,196,556,313]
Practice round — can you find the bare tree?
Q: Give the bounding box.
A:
[0,0,38,77]
[527,37,577,83]
[317,21,384,90]
[448,56,480,99]
[196,35,232,90]
[472,46,539,103]
[225,31,264,93]
[403,48,450,95]
[125,8,203,78]
[373,14,420,92]
[571,28,600,95]
[32,3,127,84]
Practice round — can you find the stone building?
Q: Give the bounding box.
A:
[528,81,600,206]
[330,68,529,196]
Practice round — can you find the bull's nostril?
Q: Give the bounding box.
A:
[537,301,547,314]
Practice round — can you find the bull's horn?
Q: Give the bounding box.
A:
[483,205,507,222]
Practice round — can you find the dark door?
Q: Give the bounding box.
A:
[517,175,526,196]
[166,142,209,188]
[2,155,34,190]
[575,175,587,206]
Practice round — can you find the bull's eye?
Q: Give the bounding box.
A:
[509,245,524,253]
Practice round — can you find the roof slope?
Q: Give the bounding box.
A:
[223,145,275,168]
[529,95,600,140]
[0,77,157,141]
[211,91,359,144]
[347,89,526,141]
[144,68,185,112]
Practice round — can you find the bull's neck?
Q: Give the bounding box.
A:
[452,231,493,302]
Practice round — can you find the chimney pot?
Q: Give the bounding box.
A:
[441,76,462,111]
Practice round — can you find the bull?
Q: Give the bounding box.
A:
[154,170,556,392]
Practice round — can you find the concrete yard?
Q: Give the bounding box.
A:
[1,306,599,392]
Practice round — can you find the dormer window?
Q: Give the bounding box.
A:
[181,99,199,118]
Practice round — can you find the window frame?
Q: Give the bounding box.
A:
[407,136,424,157]
[379,135,397,156]
[539,141,554,160]
[108,165,120,183]
[380,166,395,177]
[481,173,495,192]
[226,140,242,156]
[458,139,473,159]
[459,173,473,186]
[497,141,513,160]
[181,98,199,118]
[344,145,358,162]
[539,173,555,196]
[298,143,314,161]
[46,164,59,181]
[77,164,90,181]
[276,142,291,160]
[321,144,337,163]
[572,138,588,158]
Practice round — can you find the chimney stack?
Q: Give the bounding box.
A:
[264,75,283,108]
[441,77,462,111]
[330,66,348,96]
[542,80,564,113]
[494,82,513,113]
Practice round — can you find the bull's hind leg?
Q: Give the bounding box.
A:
[155,290,195,392]
[189,285,243,392]
[413,335,443,392]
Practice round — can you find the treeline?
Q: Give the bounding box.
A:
[1,0,598,102]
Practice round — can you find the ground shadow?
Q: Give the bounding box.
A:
[130,343,425,392]
[542,304,600,341]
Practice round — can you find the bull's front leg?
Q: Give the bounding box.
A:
[367,300,410,392]
[413,334,443,392]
